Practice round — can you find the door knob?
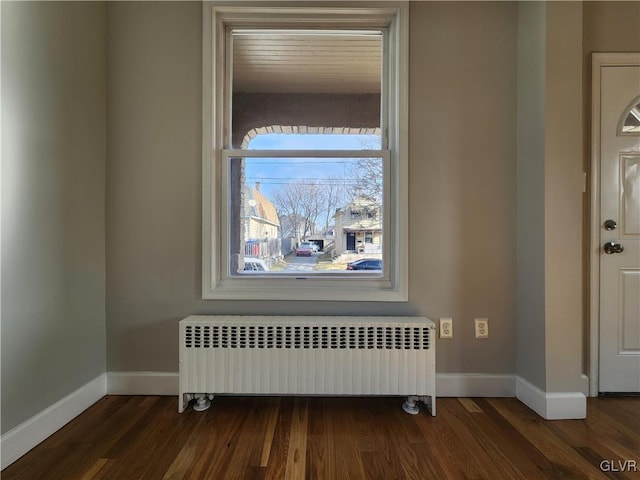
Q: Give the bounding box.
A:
[604,219,617,231]
[603,241,624,254]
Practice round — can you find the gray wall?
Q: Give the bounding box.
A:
[1,2,107,434]
[105,1,518,375]
[516,2,586,394]
[542,1,584,393]
[516,1,547,389]
[408,1,518,374]
[106,2,205,372]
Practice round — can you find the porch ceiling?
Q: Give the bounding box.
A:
[232,32,382,94]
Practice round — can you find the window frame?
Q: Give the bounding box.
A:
[202,2,409,301]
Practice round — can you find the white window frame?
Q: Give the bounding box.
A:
[202,2,408,301]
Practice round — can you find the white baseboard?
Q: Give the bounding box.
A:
[516,376,586,420]
[1,374,107,470]
[107,371,178,395]
[436,373,515,397]
[581,374,590,397]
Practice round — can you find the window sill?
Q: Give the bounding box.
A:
[203,276,408,302]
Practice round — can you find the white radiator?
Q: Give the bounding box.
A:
[179,315,436,415]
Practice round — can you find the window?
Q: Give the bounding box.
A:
[203,2,408,301]
[619,97,640,135]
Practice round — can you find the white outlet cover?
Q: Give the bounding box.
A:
[440,318,453,338]
[475,318,489,338]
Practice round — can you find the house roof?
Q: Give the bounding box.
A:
[246,186,280,226]
[334,195,380,215]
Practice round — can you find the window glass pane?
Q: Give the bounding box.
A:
[248,133,382,151]
[230,154,384,276]
[231,30,382,149]
[621,102,640,134]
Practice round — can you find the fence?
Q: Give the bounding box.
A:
[244,238,281,260]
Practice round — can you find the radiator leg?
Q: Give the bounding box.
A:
[402,396,420,415]
[193,394,211,412]
[179,393,194,413]
[419,395,436,416]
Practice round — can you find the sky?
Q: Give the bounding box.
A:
[245,133,381,199]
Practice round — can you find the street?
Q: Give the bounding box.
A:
[283,252,320,272]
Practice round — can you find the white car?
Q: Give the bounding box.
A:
[243,257,269,272]
[300,241,319,252]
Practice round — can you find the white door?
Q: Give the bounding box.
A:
[597,59,640,393]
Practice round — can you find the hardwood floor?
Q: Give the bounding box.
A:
[2,396,639,479]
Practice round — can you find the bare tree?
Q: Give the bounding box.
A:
[349,158,383,202]
[346,135,384,202]
[272,184,307,243]
[319,178,348,233]
[272,179,348,243]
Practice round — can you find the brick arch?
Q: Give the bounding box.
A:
[241,126,383,149]
[232,92,381,148]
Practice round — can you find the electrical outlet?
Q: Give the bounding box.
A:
[440,318,453,338]
[475,318,489,338]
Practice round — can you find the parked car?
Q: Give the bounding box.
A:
[346,258,382,270]
[299,241,319,252]
[295,243,314,256]
[243,257,269,272]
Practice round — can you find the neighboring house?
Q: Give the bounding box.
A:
[333,196,382,255]
[243,184,281,260]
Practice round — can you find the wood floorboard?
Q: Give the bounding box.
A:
[262,396,294,480]
[377,401,433,479]
[595,398,640,434]
[305,398,336,480]
[437,399,507,479]
[324,399,359,479]
[474,399,560,478]
[487,398,610,479]
[2,396,639,480]
[452,399,545,480]
[583,404,640,457]
[284,398,309,480]
[259,397,281,468]
[199,397,256,479]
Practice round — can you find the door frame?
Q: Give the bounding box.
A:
[589,53,640,397]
